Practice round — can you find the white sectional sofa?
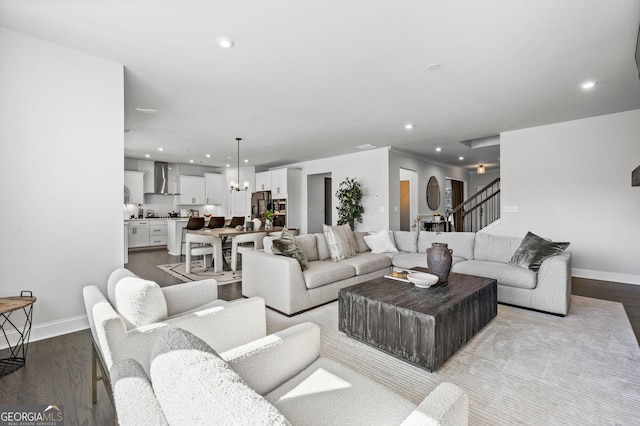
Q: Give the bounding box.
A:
[392,231,572,315]
[243,229,571,317]
[111,324,469,425]
[242,232,393,315]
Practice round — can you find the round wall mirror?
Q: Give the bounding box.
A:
[426,176,441,210]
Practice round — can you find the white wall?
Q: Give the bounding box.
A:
[496,109,640,284]
[469,168,501,193]
[0,29,124,343]
[286,148,390,233]
[388,150,468,230]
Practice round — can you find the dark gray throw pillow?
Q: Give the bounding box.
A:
[509,231,570,272]
[272,227,308,270]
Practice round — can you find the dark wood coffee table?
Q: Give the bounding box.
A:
[338,269,497,371]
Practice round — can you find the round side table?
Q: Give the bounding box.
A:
[0,291,36,377]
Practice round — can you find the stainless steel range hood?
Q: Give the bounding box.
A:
[147,161,179,195]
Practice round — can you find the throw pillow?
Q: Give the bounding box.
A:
[363,230,398,254]
[353,231,371,253]
[150,328,288,426]
[509,231,570,272]
[295,234,319,261]
[323,224,358,261]
[114,277,168,329]
[272,227,308,270]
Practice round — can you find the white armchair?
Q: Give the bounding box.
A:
[111,324,468,425]
[83,268,267,405]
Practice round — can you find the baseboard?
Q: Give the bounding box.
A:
[572,268,640,286]
[0,314,89,350]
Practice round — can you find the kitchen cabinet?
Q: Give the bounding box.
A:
[204,173,222,205]
[178,175,205,205]
[124,171,145,204]
[148,220,168,246]
[255,171,271,192]
[271,168,289,198]
[127,220,150,248]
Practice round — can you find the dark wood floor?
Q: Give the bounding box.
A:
[0,246,638,425]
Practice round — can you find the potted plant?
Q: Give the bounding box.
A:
[336,177,364,230]
[263,209,274,228]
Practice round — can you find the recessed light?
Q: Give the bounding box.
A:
[459,156,464,160]
[427,63,441,71]
[205,154,212,158]
[216,37,235,49]
[226,164,230,167]
[157,147,164,151]
[134,106,159,113]
[404,123,415,130]
[356,144,378,150]
[580,80,596,90]
[436,147,442,152]
[144,154,151,158]
[189,159,194,163]
[244,159,249,163]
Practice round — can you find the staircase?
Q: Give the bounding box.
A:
[449,178,500,232]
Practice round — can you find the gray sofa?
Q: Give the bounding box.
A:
[243,230,571,316]
[392,231,572,315]
[242,232,393,315]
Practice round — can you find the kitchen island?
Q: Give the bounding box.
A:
[167,218,189,255]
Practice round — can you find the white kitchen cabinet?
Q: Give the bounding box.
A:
[124,171,145,204]
[204,173,222,205]
[271,168,289,198]
[148,220,168,246]
[178,175,205,205]
[127,220,150,248]
[255,171,271,192]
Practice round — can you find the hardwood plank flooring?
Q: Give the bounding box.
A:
[0,245,637,425]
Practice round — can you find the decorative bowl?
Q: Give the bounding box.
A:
[407,272,439,288]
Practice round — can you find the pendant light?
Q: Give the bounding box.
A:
[230,137,249,191]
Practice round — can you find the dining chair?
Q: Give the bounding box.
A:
[181,217,205,256]
[231,232,267,272]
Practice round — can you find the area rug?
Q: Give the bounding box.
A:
[265,295,640,425]
[157,261,241,285]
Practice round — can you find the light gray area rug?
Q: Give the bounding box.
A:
[265,295,640,425]
[157,261,241,285]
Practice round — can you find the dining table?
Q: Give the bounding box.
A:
[185,226,283,273]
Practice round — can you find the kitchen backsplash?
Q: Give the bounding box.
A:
[124,194,225,219]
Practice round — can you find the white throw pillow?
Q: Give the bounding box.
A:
[323,224,358,261]
[114,277,168,329]
[363,230,398,254]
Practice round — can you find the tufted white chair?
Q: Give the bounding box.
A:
[83,268,267,406]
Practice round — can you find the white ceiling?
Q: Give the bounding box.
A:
[2,0,639,172]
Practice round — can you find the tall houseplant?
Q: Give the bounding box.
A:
[336,177,364,230]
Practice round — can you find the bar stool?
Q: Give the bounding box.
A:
[227,216,245,228]
[181,217,205,256]
[207,216,225,229]
[231,232,267,272]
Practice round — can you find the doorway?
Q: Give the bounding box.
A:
[307,173,332,233]
[446,178,465,232]
[399,168,418,231]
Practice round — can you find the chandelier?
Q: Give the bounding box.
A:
[230,137,249,191]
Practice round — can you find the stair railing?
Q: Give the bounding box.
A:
[448,178,500,232]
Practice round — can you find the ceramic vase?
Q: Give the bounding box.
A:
[252,218,262,230]
[427,242,453,283]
